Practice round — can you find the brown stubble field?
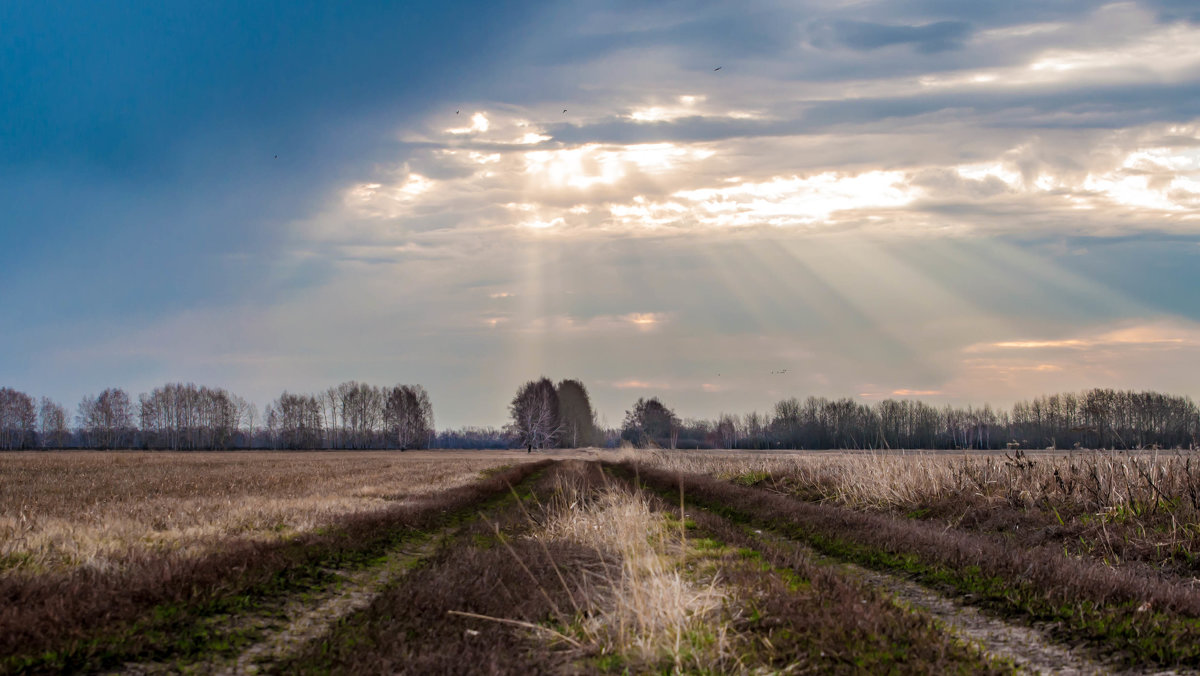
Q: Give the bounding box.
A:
[5,448,1200,674]
[0,450,537,575]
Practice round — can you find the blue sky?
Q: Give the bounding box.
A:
[3,1,1200,428]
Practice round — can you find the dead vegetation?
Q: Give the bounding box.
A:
[10,450,1198,673]
[623,457,1200,668]
[634,447,1200,574]
[0,459,551,673]
[0,451,521,576]
[532,463,733,670]
[283,459,1001,674]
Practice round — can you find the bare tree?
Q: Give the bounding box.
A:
[716,413,739,449]
[0,388,37,450]
[264,391,324,450]
[38,396,69,448]
[78,388,133,449]
[555,379,597,447]
[621,397,679,448]
[508,378,562,450]
[385,384,434,450]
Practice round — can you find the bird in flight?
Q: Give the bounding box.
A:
[273,155,278,159]
[563,109,568,114]
[456,110,460,115]
[714,66,722,71]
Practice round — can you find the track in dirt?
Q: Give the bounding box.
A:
[13,457,1196,674]
[612,461,1193,675]
[3,461,552,676]
[683,495,1116,674]
[116,529,452,675]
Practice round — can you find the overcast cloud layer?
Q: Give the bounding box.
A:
[3,1,1199,427]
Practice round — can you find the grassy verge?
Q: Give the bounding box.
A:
[0,460,552,675]
[616,461,1200,669]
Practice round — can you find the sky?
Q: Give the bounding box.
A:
[2,1,1200,429]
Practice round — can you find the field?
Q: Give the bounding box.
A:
[3,449,1200,674]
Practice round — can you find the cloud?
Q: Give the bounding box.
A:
[610,379,671,390]
[8,0,1200,428]
[972,321,1198,352]
[812,20,974,54]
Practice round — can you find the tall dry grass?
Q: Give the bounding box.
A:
[0,451,523,576]
[634,448,1200,514]
[530,464,733,671]
[635,448,1200,571]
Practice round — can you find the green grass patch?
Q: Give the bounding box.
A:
[731,471,769,487]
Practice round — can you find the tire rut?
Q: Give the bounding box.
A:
[113,532,447,676]
[107,462,553,676]
[217,535,443,675]
[706,504,1186,675]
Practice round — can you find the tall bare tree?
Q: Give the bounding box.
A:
[38,396,69,448]
[555,379,597,447]
[264,391,324,449]
[0,388,37,450]
[78,388,133,449]
[385,384,434,449]
[507,378,562,450]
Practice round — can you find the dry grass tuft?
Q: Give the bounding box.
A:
[532,467,732,671]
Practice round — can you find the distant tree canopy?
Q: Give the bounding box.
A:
[622,397,680,449]
[506,377,600,449]
[385,384,435,450]
[664,389,1200,451]
[269,381,435,450]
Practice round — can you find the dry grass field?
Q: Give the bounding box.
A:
[4,448,1200,674]
[0,451,529,576]
[634,447,1200,574]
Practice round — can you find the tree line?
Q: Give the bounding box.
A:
[645,389,1200,451]
[0,382,433,450]
[1,381,1197,451]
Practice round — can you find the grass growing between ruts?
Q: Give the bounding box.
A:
[619,460,1200,669]
[284,461,1007,674]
